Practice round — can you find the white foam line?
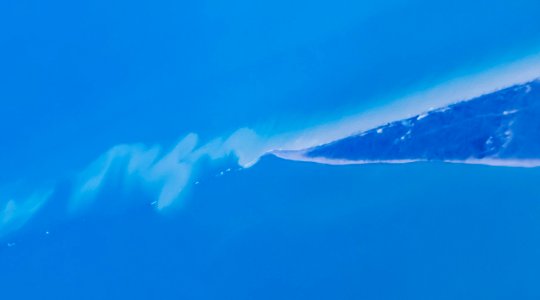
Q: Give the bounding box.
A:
[270,150,417,165]
[271,150,540,168]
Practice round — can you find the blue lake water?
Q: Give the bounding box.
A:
[3,157,540,299]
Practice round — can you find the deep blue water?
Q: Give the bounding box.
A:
[2,0,540,299]
[3,157,540,299]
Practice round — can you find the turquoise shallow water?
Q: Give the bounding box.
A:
[2,157,540,299]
